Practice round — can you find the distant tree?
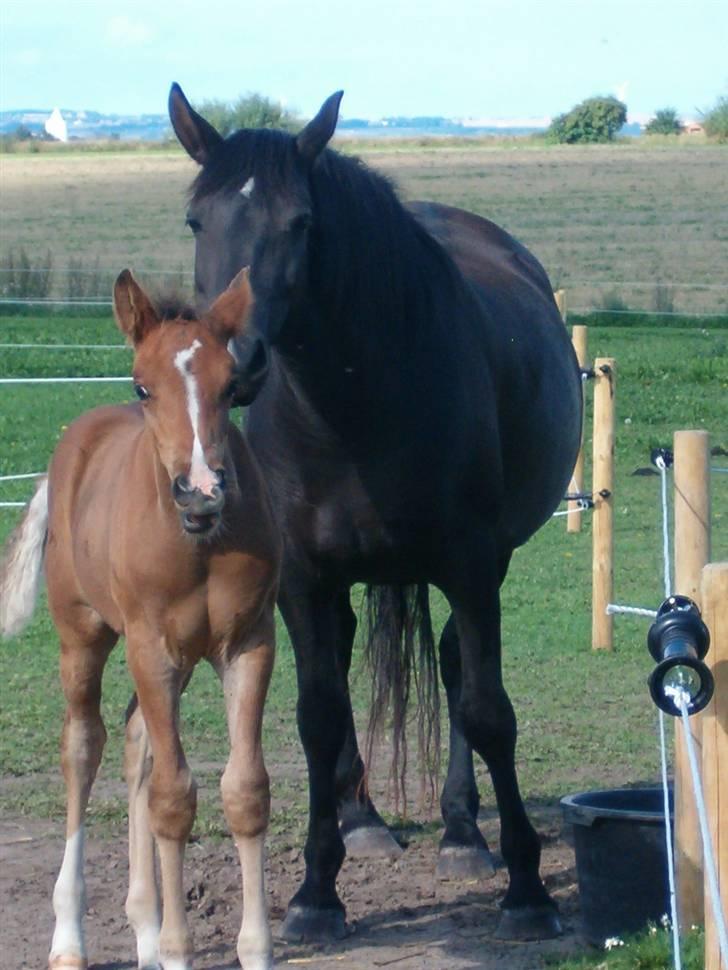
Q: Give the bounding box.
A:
[702,94,728,142]
[645,107,682,135]
[547,96,627,144]
[13,123,34,141]
[195,93,302,136]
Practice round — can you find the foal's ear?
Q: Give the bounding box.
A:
[168,82,223,165]
[208,268,253,341]
[296,90,343,166]
[113,271,161,346]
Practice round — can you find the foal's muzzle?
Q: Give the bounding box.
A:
[172,471,225,534]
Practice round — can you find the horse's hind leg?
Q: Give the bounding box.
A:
[124,698,161,969]
[443,533,560,941]
[333,593,402,860]
[216,618,275,970]
[435,614,495,882]
[49,623,117,969]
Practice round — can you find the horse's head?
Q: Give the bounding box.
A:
[169,82,343,402]
[113,268,253,536]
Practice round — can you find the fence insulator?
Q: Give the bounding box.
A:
[647,595,714,716]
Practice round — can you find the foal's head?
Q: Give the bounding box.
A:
[113,269,252,536]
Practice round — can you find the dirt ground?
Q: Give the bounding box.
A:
[0,805,588,970]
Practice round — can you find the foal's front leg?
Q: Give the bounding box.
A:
[216,620,275,970]
[49,626,116,969]
[127,636,197,970]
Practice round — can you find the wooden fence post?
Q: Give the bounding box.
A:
[567,325,588,533]
[554,288,567,322]
[591,358,615,651]
[702,562,728,970]
[673,430,711,929]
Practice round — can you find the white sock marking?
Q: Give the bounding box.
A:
[50,826,86,961]
[173,339,217,496]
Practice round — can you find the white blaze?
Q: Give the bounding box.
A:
[174,339,217,496]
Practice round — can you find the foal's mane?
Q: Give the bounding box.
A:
[154,295,198,322]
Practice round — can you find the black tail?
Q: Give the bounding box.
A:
[363,582,440,817]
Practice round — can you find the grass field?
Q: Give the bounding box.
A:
[0,144,726,968]
[1,141,727,313]
[0,311,726,843]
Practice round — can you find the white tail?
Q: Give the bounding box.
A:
[0,475,49,638]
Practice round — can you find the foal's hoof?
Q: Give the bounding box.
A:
[280,904,348,943]
[436,844,496,881]
[343,824,403,860]
[48,957,88,970]
[494,904,562,941]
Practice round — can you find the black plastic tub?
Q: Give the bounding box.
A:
[561,787,672,945]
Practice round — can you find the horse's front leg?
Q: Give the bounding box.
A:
[277,578,350,942]
[436,614,495,881]
[215,616,275,970]
[332,592,402,860]
[127,634,196,970]
[49,623,117,969]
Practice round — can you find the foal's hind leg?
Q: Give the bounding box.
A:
[124,698,161,969]
[435,615,495,882]
[333,592,402,860]
[49,623,117,969]
[216,620,275,970]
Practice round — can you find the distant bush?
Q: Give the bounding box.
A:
[548,96,627,144]
[195,93,302,137]
[645,107,681,135]
[703,94,728,142]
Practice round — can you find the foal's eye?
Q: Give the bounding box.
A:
[134,383,150,402]
[185,216,202,235]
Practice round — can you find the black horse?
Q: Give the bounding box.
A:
[169,83,582,944]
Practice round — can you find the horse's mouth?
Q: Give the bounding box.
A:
[180,510,221,535]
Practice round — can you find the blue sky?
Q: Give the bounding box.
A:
[1,0,726,122]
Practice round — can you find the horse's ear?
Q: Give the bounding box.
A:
[113,270,161,346]
[208,268,253,341]
[296,90,343,165]
[168,82,223,165]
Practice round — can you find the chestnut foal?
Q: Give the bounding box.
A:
[0,270,280,970]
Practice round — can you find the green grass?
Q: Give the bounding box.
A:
[548,923,705,970]
[1,314,726,837]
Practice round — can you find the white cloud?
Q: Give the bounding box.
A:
[614,81,629,104]
[106,15,153,47]
[12,49,42,67]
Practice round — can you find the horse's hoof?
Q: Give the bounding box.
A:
[279,904,348,943]
[436,844,496,881]
[48,957,88,970]
[494,904,562,941]
[343,824,403,859]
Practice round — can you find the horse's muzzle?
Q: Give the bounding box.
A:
[172,472,225,534]
[229,327,270,406]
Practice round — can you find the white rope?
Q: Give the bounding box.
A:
[0,472,43,482]
[654,456,672,599]
[0,377,129,385]
[552,499,591,518]
[711,466,728,474]
[671,689,728,967]
[658,708,682,970]
[606,604,658,617]
[0,298,113,306]
[0,343,127,350]
[0,502,27,508]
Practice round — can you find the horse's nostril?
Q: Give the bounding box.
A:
[215,468,226,492]
[172,474,195,505]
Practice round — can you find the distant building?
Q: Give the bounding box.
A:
[682,119,705,135]
[44,108,68,142]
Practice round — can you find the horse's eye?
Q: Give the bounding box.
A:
[134,383,150,402]
[289,213,312,234]
[186,216,202,235]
